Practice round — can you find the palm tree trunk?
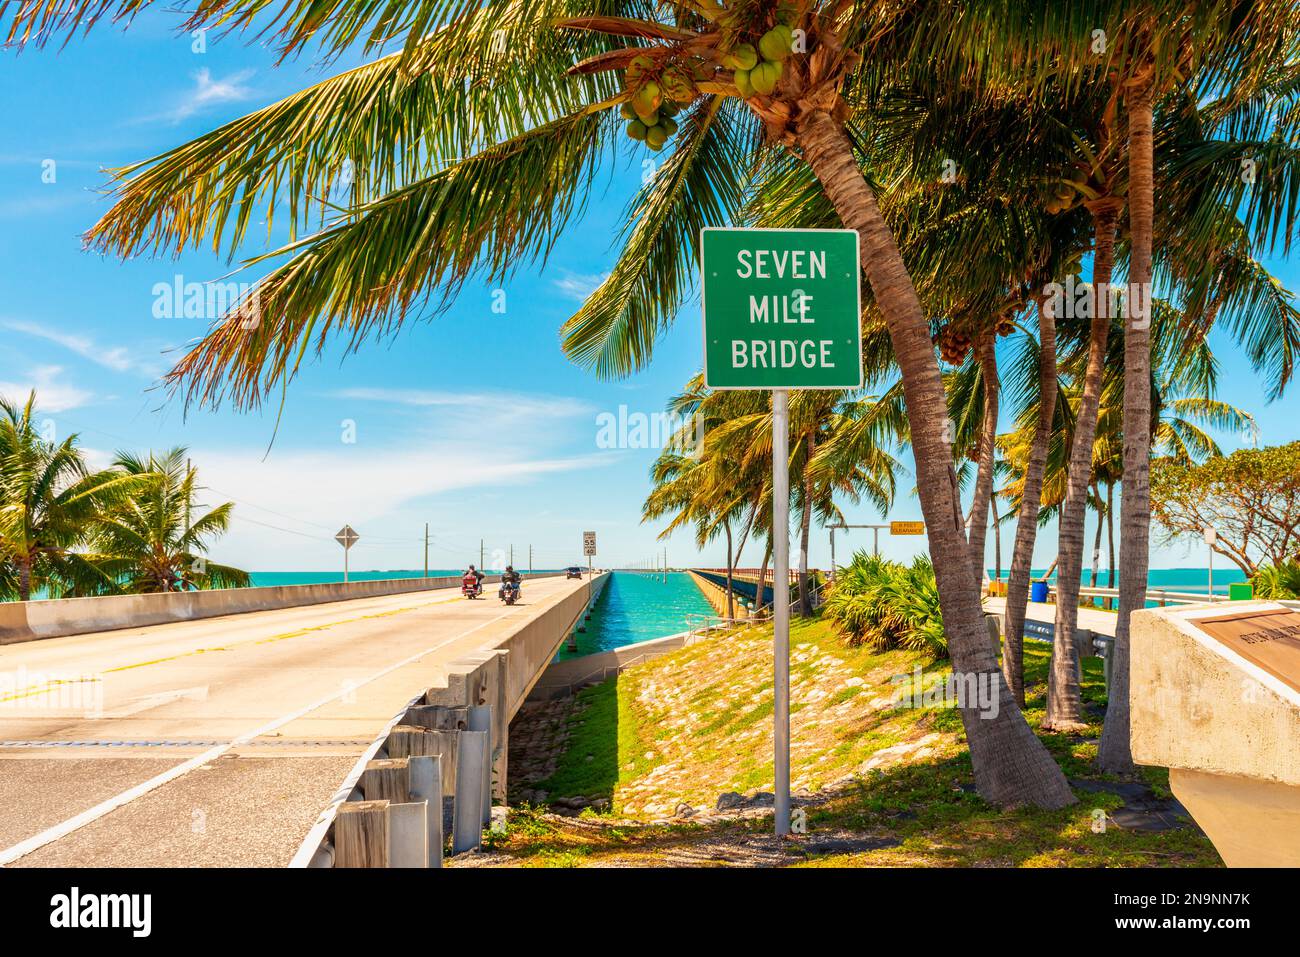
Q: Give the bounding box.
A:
[1047,201,1120,732]
[797,108,1073,809]
[724,521,735,621]
[967,335,999,592]
[991,493,1002,583]
[756,536,772,615]
[1090,483,1104,589]
[1100,80,1155,774]
[1106,481,1116,608]
[798,436,814,617]
[1003,295,1057,706]
[18,554,32,602]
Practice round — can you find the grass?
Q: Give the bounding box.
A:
[484,616,1221,868]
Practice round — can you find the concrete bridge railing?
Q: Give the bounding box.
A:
[295,572,610,868]
[0,573,518,646]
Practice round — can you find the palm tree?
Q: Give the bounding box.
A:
[0,392,140,600]
[1102,12,1300,771]
[5,0,1093,807]
[87,449,250,593]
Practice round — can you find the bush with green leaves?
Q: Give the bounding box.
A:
[1250,560,1300,600]
[823,551,947,659]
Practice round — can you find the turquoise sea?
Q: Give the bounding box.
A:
[1010,566,1249,600]
[248,569,560,586]
[558,571,714,660]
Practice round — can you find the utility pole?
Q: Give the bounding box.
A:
[509,544,513,568]
[529,544,533,575]
[480,538,484,571]
[423,523,429,578]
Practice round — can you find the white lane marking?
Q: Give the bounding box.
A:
[0,597,535,866]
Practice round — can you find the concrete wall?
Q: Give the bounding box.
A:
[422,573,610,799]
[529,627,696,700]
[692,569,778,608]
[0,573,510,646]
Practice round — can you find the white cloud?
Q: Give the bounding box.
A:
[0,365,93,412]
[331,387,594,420]
[157,68,257,123]
[2,319,157,376]
[552,271,608,301]
[194,444,614,568]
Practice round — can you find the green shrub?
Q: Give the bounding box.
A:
[823,551,948,658]
[1250,560,1300,599]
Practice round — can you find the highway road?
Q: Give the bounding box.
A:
[0,574,585,867]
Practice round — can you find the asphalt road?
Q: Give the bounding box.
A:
[0,574,583,867]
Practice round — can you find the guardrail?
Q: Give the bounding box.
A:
[0,572,528,645]
[1041,583,1231,607]
[293,573,607,868]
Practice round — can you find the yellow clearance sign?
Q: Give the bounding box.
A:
[890,521,925,535]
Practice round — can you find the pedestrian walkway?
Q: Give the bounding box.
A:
[983,597,1118,638]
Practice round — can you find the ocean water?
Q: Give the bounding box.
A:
[995,566,1251,608]
[1006,567,1249,598]
[558,571,714,660]
[249,569,560,587]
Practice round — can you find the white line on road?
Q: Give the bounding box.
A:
[0,603,523,866]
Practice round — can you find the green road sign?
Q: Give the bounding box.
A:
[701,227,862,389]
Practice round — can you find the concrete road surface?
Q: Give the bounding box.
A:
[0,574,584,867]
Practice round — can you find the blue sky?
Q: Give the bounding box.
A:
[1,13,1296,576]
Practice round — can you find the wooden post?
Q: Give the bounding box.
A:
[361,758,410,802]
[407,705,469,730]
[334,801,389,868]
[386,726,458,795]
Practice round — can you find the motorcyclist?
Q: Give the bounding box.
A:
[464,564,484,596]
[499,564,521,600]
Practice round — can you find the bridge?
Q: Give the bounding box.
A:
[0,571,607,868]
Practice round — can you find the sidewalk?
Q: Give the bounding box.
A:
[983,596,1117,639]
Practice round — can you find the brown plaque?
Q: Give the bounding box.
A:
[1190,607,1300,695]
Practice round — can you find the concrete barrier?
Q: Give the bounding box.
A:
[1131,601,1300,866]
[296,573,610,867]
[529,628,701,700]
[0,573,515,646]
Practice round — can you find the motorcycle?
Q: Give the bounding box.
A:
[499,579,521,605]
[462,574,482,599]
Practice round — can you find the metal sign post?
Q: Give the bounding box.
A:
[1204,526,1217,600]
[771,387,791,836]
[335,525,359,583]
[702,227,861,838]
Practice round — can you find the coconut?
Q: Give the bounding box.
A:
[660,100,680,118]
[620,102,637,120]
[751,60,781,95]
[646,124,669,149]
[627,119,648,141]
[632,82,662,117]
[626,55,656,84]
[661,67,696,103]
[759,25,793,61]
[733,67,754,97]
[661,116,679,136]
[724,43,759,71]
